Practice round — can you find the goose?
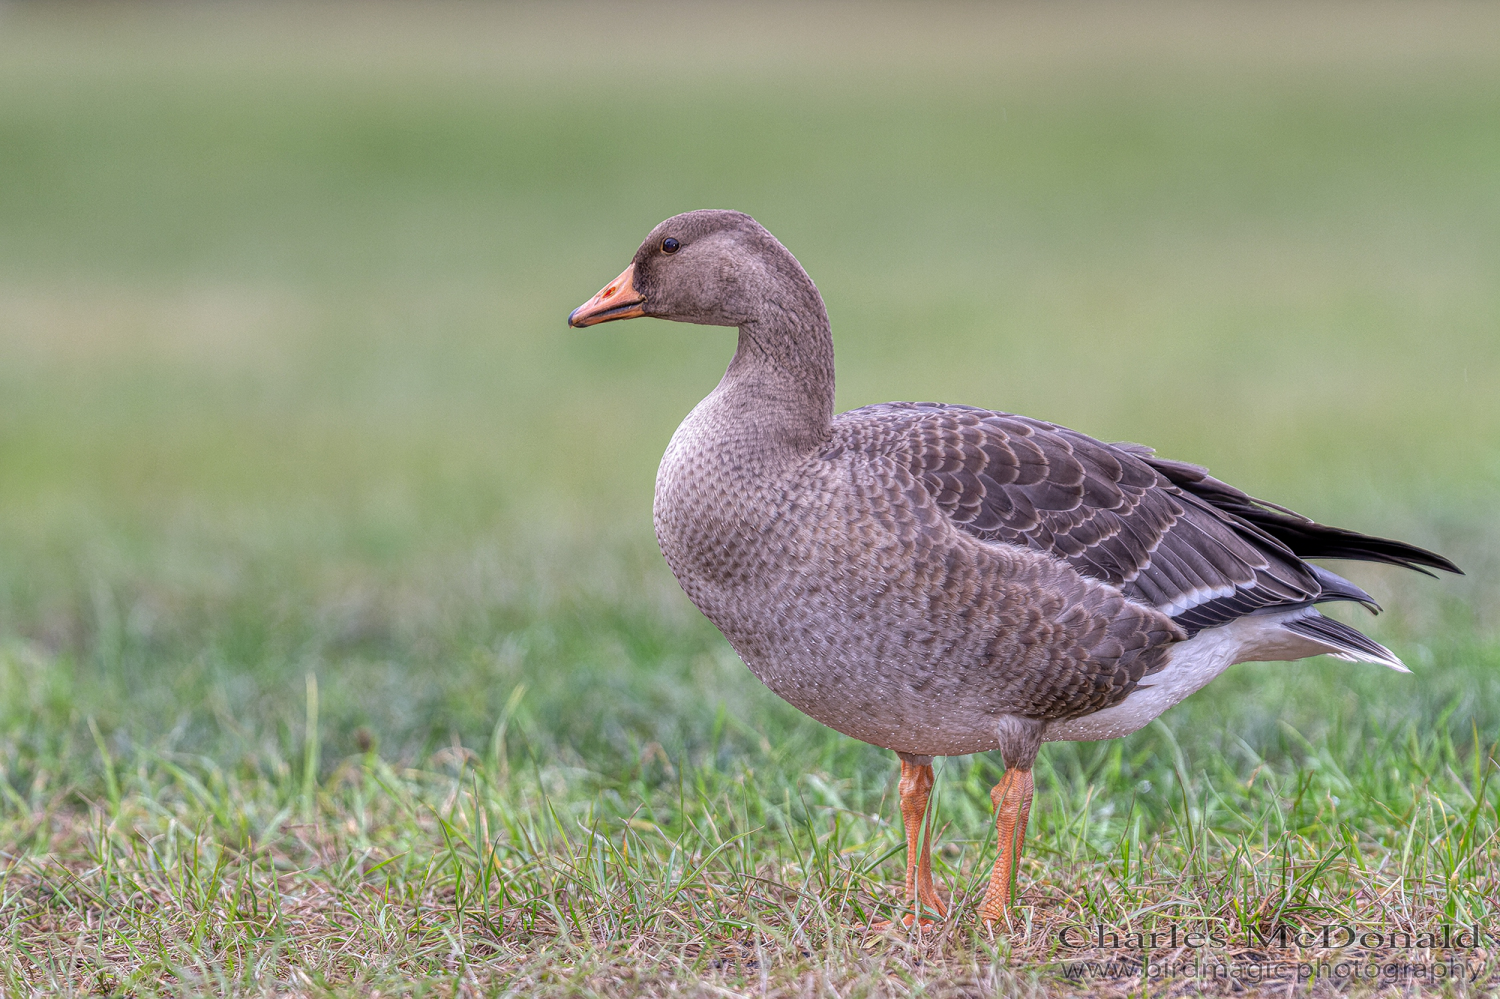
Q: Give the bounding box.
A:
[567,210,1460,924]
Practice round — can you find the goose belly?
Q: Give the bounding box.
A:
[653,489,1041,756]
[1041,615,1279,742]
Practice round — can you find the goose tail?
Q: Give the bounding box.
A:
[1281,612,1409,673]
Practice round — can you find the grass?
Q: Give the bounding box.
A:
[0,1,1498,995]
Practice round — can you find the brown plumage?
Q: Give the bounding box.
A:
[569,210,1460,925]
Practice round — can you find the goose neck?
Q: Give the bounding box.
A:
[718,310,835,451]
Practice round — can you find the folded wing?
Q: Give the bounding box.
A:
[834,402,1458,637]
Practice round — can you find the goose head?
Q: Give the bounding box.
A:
[568,210,808,329]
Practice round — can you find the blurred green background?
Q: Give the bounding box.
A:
[1,1,1496,783]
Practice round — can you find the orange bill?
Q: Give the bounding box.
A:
[568,264,645,327]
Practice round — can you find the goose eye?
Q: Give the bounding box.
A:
[661,237,680,254]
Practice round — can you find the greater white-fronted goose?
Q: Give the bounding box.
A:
[568,210,1460,924]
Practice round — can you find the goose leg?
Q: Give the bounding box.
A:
[897,755,947,921]
[978,766,1033,923]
